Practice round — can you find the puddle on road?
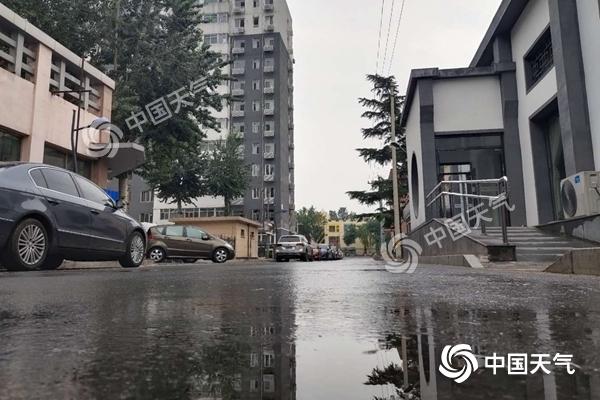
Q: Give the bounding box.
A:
[0,267,599,399]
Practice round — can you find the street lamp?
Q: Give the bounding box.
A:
[68,113,112,174]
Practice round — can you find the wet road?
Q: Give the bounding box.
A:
[0,259,599,400]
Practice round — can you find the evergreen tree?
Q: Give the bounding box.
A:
[348,74,409,227]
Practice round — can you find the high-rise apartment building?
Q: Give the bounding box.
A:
[135,0,296,240]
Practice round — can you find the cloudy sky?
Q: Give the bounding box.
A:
[287,0,502,213]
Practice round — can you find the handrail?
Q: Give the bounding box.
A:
[426,176,508,200]
[425,176,510,245]
[426,191,503,208]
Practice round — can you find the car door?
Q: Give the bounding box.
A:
[184,226,213,258]
[163,225,187,257]
[73,175,127,254]
[36,168,91,250]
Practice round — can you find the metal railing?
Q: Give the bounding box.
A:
[425,176,510,244]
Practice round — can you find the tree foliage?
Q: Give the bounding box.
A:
[296,207,327,244]
[205,133,249,216]
[348,74,409,228]
[343,224,358,247]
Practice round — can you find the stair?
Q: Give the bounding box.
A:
[470,227,598,263]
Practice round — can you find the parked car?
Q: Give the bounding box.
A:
[275,235,313,262]
[0,162,146,271]
[331,246,344,260]
[315,244,333,261]
[147,225,235,264]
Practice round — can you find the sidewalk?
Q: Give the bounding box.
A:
[60,258,273,270]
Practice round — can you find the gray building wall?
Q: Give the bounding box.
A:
[233,32,294,233]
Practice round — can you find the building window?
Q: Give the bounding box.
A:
[253,59,261,69]
[0,131,21,162]
[252,39,261,49]
[329,225,336,233]
[264,100,274,110]
[252,80,260,90]
[252,101,261,111]
[252,143,260,154]
[251,164,260,177]
[140,213,153,223]
[263,375,275,393]
[265,164,274,176]
[252,188,260,199]
[140,190,154,203]
[253,16,260,27]
[43,145,92,179]
[524,28,554,90]
[252,122,261,133]
[250,353,259,367]
[263,350,274,367]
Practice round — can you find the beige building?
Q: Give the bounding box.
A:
[323,220,370,255]
[0,3,115,187]
[171,216,262,259]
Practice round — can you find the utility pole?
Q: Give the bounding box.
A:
[390,93,402,259]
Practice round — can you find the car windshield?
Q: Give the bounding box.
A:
[279,236,301,243]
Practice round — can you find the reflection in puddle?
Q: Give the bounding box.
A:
[0,267,599,399]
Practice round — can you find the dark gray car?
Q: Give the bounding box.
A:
[0,162,146,271]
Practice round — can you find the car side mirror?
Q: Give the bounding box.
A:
[202,235,210,241]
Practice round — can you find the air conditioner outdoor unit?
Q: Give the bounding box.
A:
[560,171,600,218]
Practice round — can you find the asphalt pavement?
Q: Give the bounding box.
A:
[0,258,599,399]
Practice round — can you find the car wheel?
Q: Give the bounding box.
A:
[41,255,64,270]
[212,247,229,264]
[148,247,166,263]
[2,218,49,271]
[119,231,146,268]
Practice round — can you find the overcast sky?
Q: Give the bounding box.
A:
[287,0,502,214]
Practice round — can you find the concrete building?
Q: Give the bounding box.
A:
[0,3,114,187]
[140,0,296,242]
[402,0,600,230]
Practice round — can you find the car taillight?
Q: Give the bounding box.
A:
[147,230,153,240]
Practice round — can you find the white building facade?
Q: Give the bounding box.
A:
[402,0,600,229]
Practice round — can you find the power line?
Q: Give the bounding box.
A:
[375,0,386,74]
[387,0,407,74]
[381,0,396,76]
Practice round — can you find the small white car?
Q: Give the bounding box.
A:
[275,235,313,262]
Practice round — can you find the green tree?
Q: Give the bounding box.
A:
[338,207,350,221]
[348,74,409,227]
[205,133,249,216]
[296,207,328,243]
[343,224,358,247]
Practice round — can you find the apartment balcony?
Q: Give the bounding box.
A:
[289,142,295,150]
[232,67,245,75]
[232,110,245,118]
[289,122,294,130]
[232,88,245,96]
[264,197,275,205]
[264,174,275,182]
[264,24,275,32]
[264,152,275,160]
[264,65,274,73]
[263,86,274,94]
[263,3,274,12]
[233,6,245,14]
[233,26,245,35]
[264,44,274,52]
[232,46,245,54]
[264,130,275,137]
[288,103,294,110]
[264,109,274,116]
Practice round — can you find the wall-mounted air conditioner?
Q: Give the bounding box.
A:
[561,171,600,218]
